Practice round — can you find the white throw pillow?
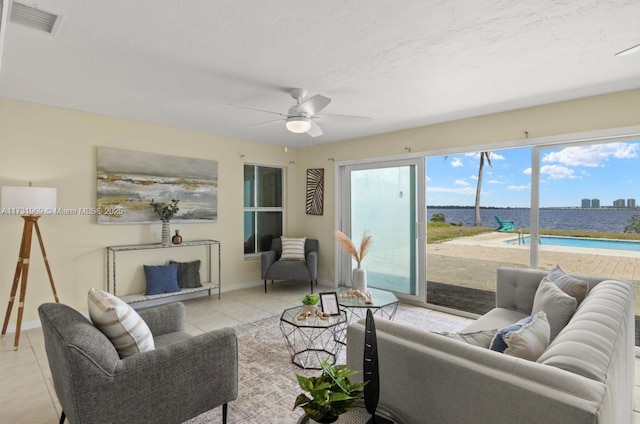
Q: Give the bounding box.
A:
[547,265,589,304]
[87,288,155,358]
[490,311,550,361]
[280,237,306,260]
[532,277,577,341]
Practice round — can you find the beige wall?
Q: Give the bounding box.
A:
[0,98,299,323]
[2,88,640,324]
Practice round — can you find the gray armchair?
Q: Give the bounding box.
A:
[261,237,318,293]
[38,302,238,424]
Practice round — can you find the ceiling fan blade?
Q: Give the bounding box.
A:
[245,118,285,129]
[316,113,372,123]
[307,120,323,137]
[293,95,331,116]
[229,104,288,118]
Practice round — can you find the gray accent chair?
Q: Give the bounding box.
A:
[261,237,318,293]
[38,302,238,424]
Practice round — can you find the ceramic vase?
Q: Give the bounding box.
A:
[352,267,368,293]
[309,415,338,424]
[172,229,183,245]
[161,221,171,247]
[302,304,316,315]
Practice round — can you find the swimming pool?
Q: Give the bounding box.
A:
[504,235,640,252]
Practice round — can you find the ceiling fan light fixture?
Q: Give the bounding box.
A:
[285,116,311,133]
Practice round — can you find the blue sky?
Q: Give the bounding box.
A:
[426,140,640,208]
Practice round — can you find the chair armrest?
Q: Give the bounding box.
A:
[69,327,238,423]
[261,250,278,278]
[306,250,318,279]
[137,302,185,336]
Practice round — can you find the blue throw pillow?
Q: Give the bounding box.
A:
[490,314,536,353]
[143,263,180,295]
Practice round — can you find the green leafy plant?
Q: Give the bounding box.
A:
[430,213,446,222]
[150,199,180,222]
[293,360,365,422]
[624,214,640,233]
[302,294,319,305]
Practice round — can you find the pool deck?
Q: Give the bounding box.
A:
[427,231,640,299]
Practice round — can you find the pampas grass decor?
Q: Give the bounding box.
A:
[334,230,372,269]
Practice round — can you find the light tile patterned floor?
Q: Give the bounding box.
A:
[1,280,639,423]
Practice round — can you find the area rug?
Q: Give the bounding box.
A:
[185,304,469,424]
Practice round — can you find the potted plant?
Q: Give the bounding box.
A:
[301,293,319,314]
[334,230,372,293]
[294,360,365,423]
[149,199,180,246]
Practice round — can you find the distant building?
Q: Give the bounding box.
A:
[581,198,591,208]
[628,199,637,209]
[613,199,626,208]
[591,198,600,208]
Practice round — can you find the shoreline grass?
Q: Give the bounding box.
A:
[427,222,640,244]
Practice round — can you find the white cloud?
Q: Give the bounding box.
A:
[464,152,505,161]
[523,168,531,175]
[454,179,470,186]
[540,164,576,179]
[488,179,503,184]
[450,158,463,167]
[470,174,478,180]
[507,184,530,191]
[427,186,476,196]
[542,143,638,167]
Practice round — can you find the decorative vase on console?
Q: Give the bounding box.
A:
[172,229,183,245]
[150,199,180,247]
[334,230,372,294]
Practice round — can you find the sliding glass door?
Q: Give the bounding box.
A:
[339,158,425,300]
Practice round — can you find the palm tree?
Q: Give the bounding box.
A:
[474,151,492,226]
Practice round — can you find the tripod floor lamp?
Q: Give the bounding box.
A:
[1,183,60,350]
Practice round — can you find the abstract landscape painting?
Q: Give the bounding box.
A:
[97,147,218,224]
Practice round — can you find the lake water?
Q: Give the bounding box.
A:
[427,208,640,233]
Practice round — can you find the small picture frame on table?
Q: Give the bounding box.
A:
[320,292,341,316]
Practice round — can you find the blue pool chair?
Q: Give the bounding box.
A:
[494,216,515,232]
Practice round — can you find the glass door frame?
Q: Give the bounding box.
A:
[336,157,426,303]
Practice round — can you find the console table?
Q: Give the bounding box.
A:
[106,240,221,304]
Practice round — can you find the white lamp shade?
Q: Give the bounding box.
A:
[1,186,57,214]
[285,117,311,133]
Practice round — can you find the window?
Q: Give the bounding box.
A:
[243,164,284,254]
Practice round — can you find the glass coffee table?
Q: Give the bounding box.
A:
[335,287,399,323]
[280,305,347,370]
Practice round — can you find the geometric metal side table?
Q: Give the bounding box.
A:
[280,305,347,370]
[335,287,399,323]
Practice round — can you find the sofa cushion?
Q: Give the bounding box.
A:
[438,329,497,348]
[463,308,528,333]
[490,311,550,361]
[144,263,181,295]
[280,237,306,260]
[547,265,589,304]
[532,277,577,341]
[87,288,155,358]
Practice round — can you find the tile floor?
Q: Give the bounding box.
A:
[1,280,639,423]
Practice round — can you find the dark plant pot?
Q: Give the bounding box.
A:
[309,415,338,424]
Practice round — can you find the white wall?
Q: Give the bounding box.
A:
[0,98,300,323]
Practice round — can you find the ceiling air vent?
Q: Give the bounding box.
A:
[10,1,61,34]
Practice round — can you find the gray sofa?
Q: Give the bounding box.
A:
[347,267,635,424]
[38,302,238,424]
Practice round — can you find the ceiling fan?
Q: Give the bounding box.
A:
[235,88,371,137]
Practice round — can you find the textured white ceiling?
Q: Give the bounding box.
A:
[0,0,639,147]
